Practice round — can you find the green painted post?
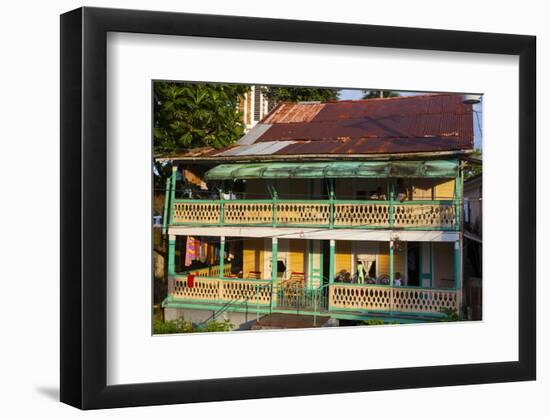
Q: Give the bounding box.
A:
[270,237,278,312]
[162,177,171,233]
[329,180,335,229]
[219,236,225,279]
[168,234,176,276]
[219,190,225,226]
[455,168,462,231]
[329,240,335,284]
[389,181,395,228]
[170,166,177,224]
[389,240,394,287]
[272,189,278,227]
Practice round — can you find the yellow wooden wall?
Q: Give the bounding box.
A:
[378,242,406,277]
[434,178,455,200]
[412,179,434,200]
[412,178,455,200]
[243,238,264,277]
[335,240,352,274]
[289,240,307,274]
[433,242,455,288]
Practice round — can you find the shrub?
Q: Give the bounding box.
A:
[440,308,461,321]
[154,317,234,334]
[362,319,386,326]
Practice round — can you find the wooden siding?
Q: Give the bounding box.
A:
[434,178,455,200]
[412,179,434,200]
[433,242,455,288]
[335,240,352,274]
[289,239,307,274]
[243,238,264,277]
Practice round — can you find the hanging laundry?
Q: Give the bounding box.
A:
[185,236,197,267]
[187,274,195,289]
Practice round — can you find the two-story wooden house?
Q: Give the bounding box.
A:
[159,93,475,329]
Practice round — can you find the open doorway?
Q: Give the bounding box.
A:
[407,242,420,286]
[321,240,330,286]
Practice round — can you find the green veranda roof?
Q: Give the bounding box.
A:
[204,160,458,180]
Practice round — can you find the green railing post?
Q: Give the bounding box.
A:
[168,234,176,276]
[219,190,225,226]
[329,239,335,284]
[389,240,394,287]
[162,177,171,233]
[270,237,278,312]
[389,181,395,228]
[170,166,177,224]
[219,236,225,279]
[272,189,278,227]
[329,188,335,229]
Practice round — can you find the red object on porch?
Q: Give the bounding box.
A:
[187,274,195,288]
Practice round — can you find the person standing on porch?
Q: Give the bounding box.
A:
[357,261,366,285]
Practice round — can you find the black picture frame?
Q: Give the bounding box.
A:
[60,6,536,410]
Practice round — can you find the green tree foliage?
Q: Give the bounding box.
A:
[362,90,400,99]
[464,148,482,179]
[153,82,249,155]
[261,86,338,104]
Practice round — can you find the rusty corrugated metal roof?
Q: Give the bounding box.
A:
[255,94,473,155]
[158,94,474,161]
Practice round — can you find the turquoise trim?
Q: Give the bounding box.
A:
[219,237,225,279]
[162,177,170,233]
[169,167,177,225]
[389,241,394,287]
[167,236,176,275]
[329,240,335,284]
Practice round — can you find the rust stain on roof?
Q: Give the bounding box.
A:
[262,102,326,124]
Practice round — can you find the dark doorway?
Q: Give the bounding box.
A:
[322,240,330,286]
[407,242,420,286]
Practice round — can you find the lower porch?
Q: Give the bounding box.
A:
[163,232,461,323]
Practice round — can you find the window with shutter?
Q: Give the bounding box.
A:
[253,86,261,121]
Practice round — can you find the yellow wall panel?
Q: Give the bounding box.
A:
[434,178,455,200]
[289,240,306,274]
[433,242,454,288]
[335,240,352,274]
[412,179,433,200]
[243,238,264,277]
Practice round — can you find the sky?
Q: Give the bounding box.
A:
[337,89,483,150]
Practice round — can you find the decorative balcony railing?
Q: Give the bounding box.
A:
[329,284,459,314]
[166,276,459,316]
[170,199,458,230]
[168,276,272,306]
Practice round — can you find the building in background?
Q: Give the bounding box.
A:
[239,85,271,132]
[159,94,476,329]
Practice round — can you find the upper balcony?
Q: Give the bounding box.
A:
[169,198,458,230]
[163,160,462,232]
